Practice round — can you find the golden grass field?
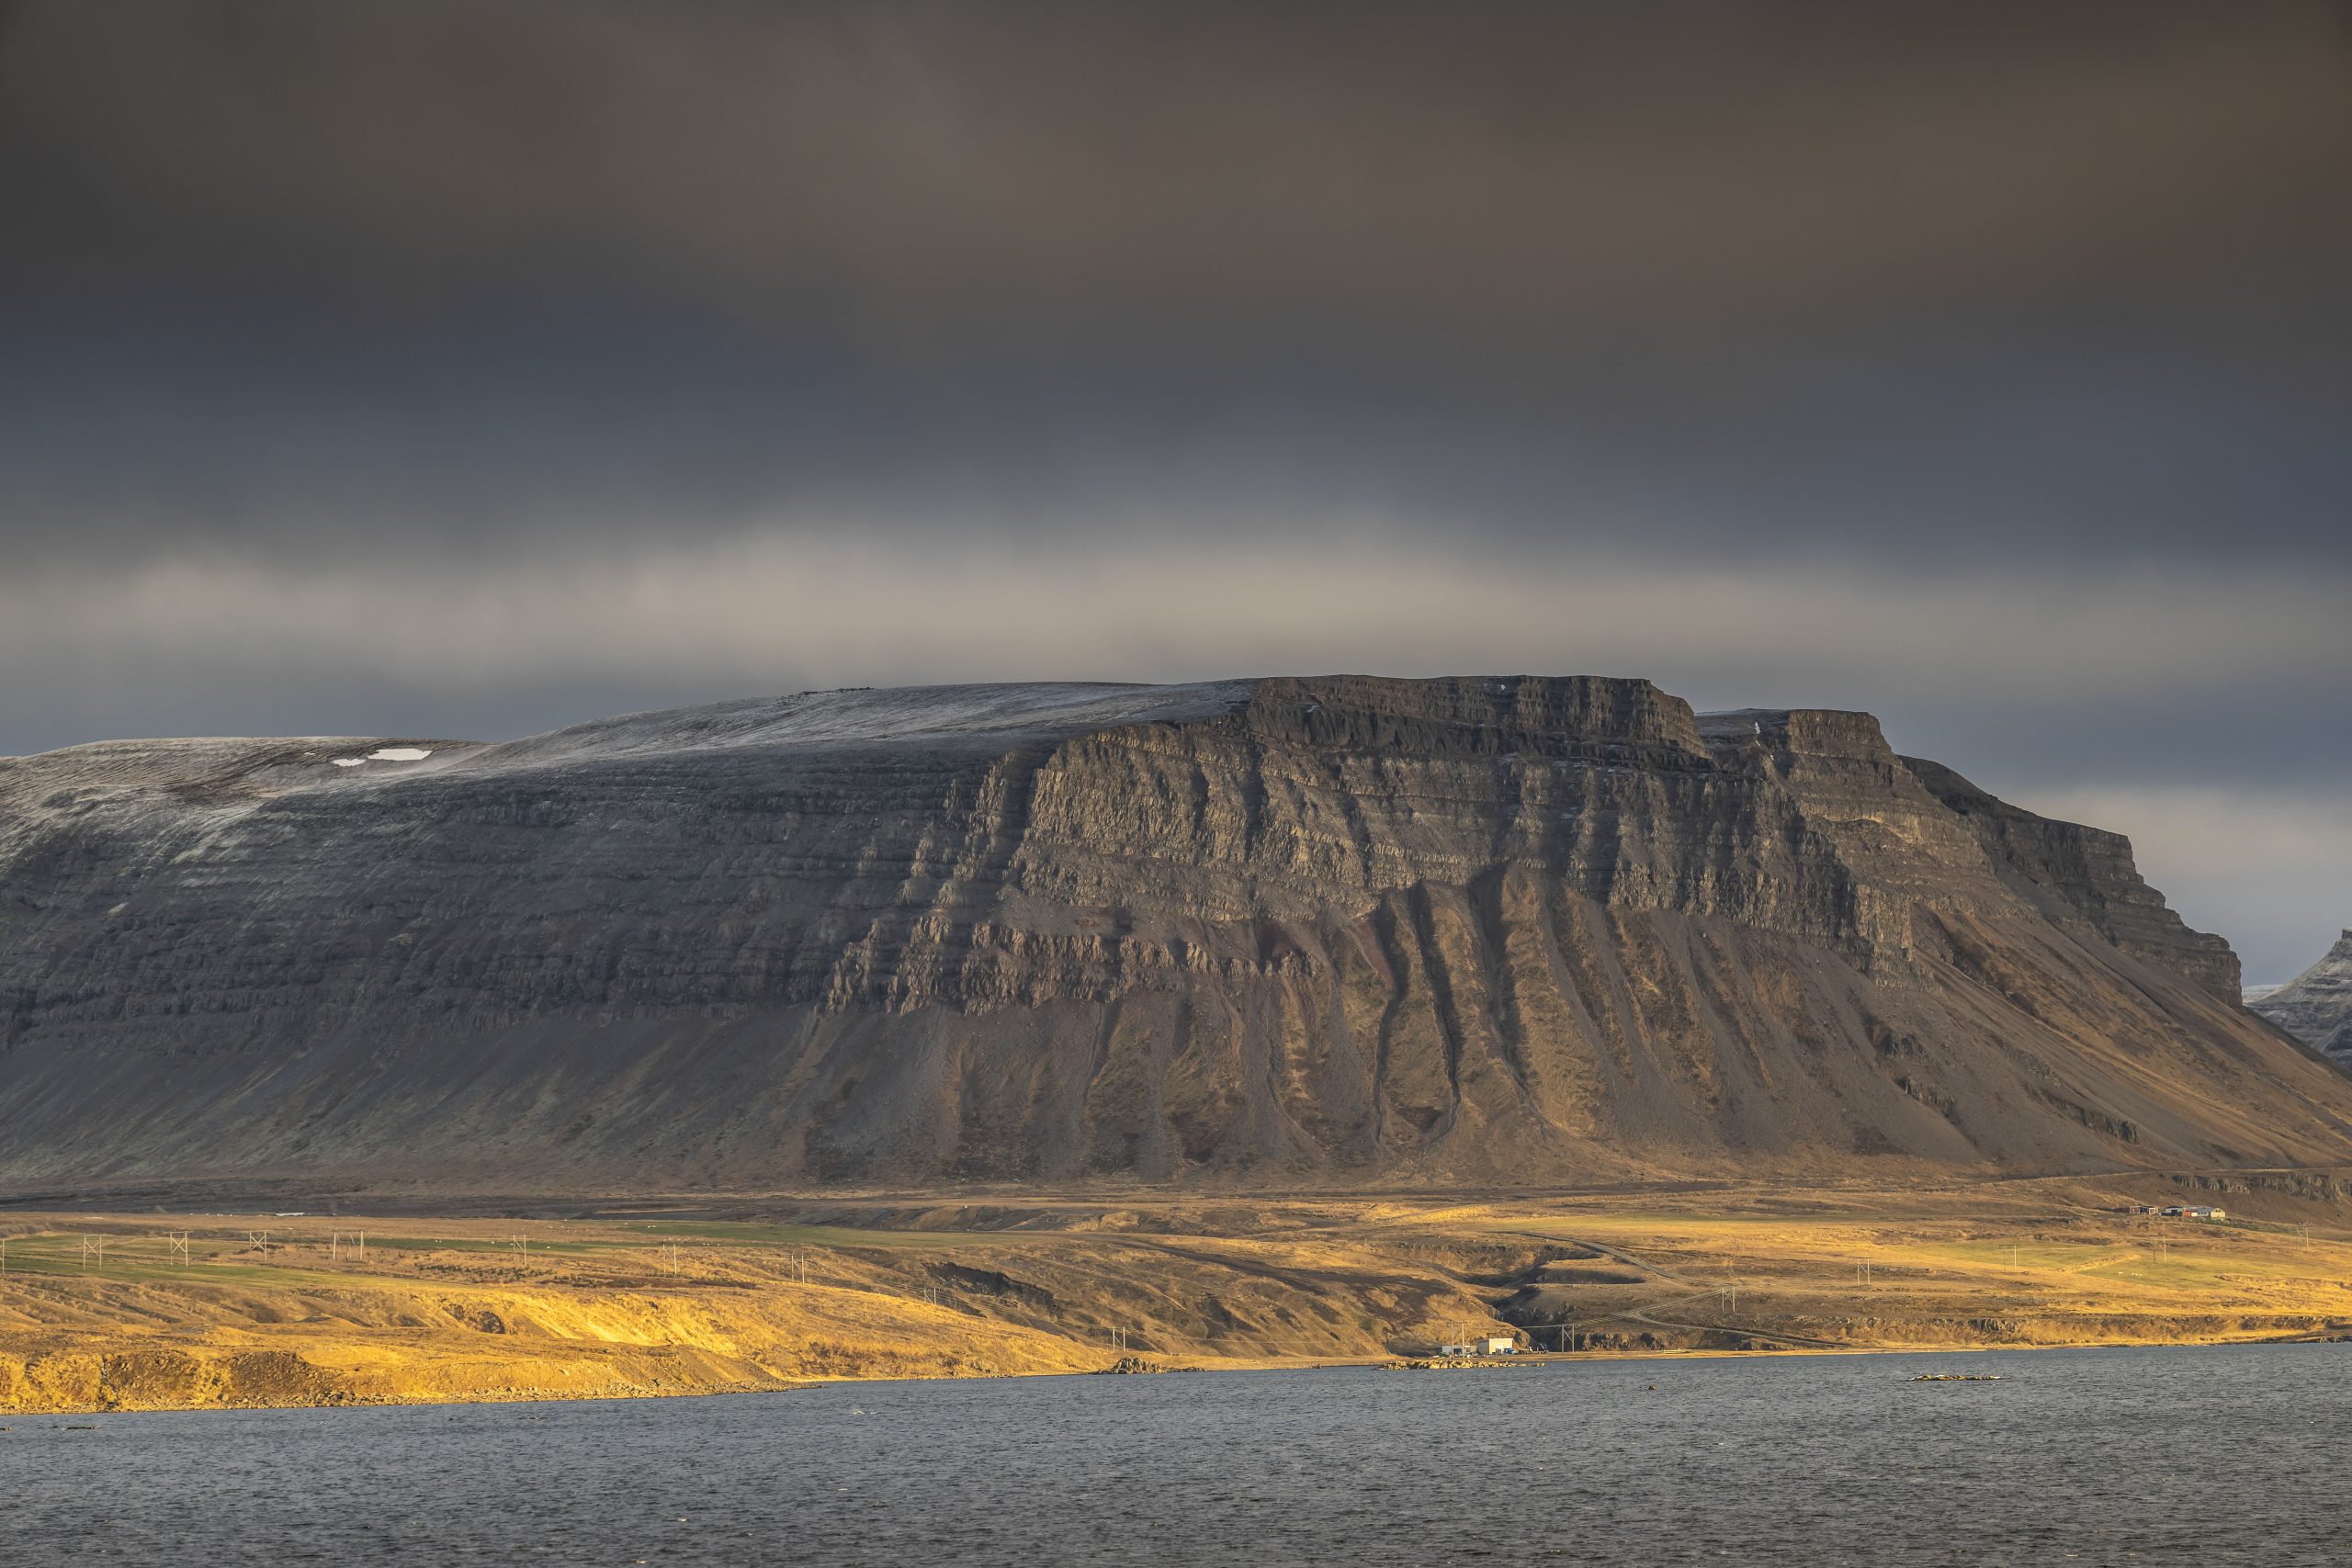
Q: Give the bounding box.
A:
[5,1172,2348,1414]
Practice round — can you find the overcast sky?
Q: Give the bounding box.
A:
[2,1,2346,980]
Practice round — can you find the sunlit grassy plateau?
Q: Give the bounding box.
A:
[5,1173,2348,1413]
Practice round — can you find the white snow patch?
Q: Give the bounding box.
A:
[332,758,365,767]
[368,747,432,761]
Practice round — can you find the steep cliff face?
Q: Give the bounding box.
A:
[1899,756,2242,1002]
[2249,933,2352,1063]
[4,675,2348,1194]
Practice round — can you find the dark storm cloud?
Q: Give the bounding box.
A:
[3,0,2348,564]
[1,1,2346,974]
[9,1,2346,323]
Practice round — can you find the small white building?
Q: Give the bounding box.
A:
[1438,1334,1519,1356]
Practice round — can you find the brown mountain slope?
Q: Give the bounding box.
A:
[3,675,2348,1194]
[2250,931,2352,1063]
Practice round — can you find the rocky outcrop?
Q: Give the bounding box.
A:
[4,675,2349,1194]
[2249,932,2352,1063]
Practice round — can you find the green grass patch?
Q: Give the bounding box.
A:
[349,1235,618,1258]
[0,1244,378,1291]
[606,1220,988,1249]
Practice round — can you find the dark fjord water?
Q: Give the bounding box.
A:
[6,1344,2346,1565]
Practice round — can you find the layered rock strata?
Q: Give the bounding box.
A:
[4,675,2349,1192]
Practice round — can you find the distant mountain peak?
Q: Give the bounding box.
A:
[2249,931,2352,1064]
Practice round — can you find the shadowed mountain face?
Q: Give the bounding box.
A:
[4,675,2349,1195]
[2250,933,2352,1064]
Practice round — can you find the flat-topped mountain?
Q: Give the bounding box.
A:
[2250,932,2352,1064]
[5,675,2349,1194]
